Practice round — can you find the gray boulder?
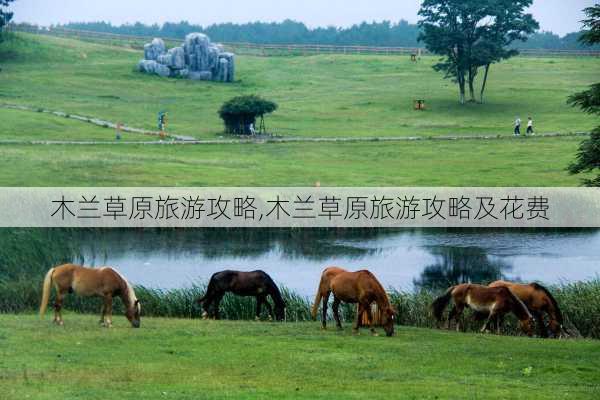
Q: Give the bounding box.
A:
[144,38,166,61]
[138,32,235,82]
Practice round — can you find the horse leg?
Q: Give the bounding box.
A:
[103,294,113,328]
[201,294,212,319]
[367,304,378,336]
[495,314,505,335]
[98,301,106,325]
[321,291,330,330]
[481,310,496,333]
[255,296,263,321]
[448,305,464,332]
[353,303,366,334]
[53,290,66,326]
[264,298,274,321]
[332,297,342,330]
[212,293,224,320]
[533,311,549,338]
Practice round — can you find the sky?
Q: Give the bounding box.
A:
[10,0,597,36]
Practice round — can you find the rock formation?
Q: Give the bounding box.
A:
[137,33,235,82]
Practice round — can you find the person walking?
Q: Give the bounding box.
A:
[514,117,522,136]
[526,116,535,135]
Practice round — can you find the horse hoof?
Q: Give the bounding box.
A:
[372,332,379,337]
[255,316,261,322]
[57,321,64,326]
[201,312,208,320]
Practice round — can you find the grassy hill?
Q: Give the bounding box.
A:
[0,33,597,186]
[1,315,599,399]
[1,33,598,139]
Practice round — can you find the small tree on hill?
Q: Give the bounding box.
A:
[418,0,538,104]
[567,5,600,187]
[218,95,277,135]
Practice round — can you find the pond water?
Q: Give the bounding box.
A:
[77,229,600,297]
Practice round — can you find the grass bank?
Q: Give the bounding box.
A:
[0,137,591,186]
[0,314,599,399]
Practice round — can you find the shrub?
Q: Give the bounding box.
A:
[218,95,277,135]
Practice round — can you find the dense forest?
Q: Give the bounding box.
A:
[29,19,600,50]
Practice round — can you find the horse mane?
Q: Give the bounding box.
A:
[109,267,139,311]
[260,271,285,307]
[505,288,531,320]
[361,270,392,310]
[531,282,563,324]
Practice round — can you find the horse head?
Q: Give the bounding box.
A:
[126,299,141,328]
[382,307,396,337]
[274,301,286,321]
[519,315,534,337]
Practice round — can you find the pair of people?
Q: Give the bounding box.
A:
[514,117,535,136]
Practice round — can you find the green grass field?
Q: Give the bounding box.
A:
[0,137,589,186]
[1,314,598,399]
[1,33,599,139]
[0,32,597,185]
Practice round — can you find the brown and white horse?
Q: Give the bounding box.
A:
[39,264,141,328]
[312,266,396,336]
[432,283,534,336]
[489,280,565,338]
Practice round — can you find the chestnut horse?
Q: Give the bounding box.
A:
[489,280,565,338]
[196,270,286,321]
[432,283,533,336]
[311,267,396,336]
[39,264,141,328]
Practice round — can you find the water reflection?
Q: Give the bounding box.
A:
[68,228,600,296]
[413,246,511,290]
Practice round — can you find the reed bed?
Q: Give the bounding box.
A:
[1,277,599,339]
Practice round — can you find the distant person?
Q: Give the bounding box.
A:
[526,117,535,135]
[249,123,256,135]
[514,117,521,136]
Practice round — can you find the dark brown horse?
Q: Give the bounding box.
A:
[39,264,141,328]
[312,267,396,336]
[489,280,565,338]
[196,270,286,321]
[432,283,534,336]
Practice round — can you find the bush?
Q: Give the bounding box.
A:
[218,95,277,135]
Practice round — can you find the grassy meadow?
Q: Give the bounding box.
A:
[0,32,598,186]
[1,314,599,400]
[1,33,599,139]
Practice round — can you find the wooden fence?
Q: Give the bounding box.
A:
[7,25,600,58]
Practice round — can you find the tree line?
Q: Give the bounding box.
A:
[53,19,599,50]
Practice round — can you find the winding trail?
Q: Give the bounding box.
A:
[1,103,589,146]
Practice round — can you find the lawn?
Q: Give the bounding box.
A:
[0,136,590,186]
[0,33,598,140]
[0,314,598,399]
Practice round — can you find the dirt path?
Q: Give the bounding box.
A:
[1,103,589,145]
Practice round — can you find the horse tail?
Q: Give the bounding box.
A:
[39,267,55,318]
[531,283,563,325]
[432,286,454,321]
[311,290,322,320]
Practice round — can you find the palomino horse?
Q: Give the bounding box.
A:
[432,283,534,336]
[489,280,565,338]
[39,264,141,328]
[196,270,286,321]
[311,267,396,336]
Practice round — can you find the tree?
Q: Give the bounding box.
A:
[418,0,538,104]
[0,0,15,33]
[218,95,277,135]
[567,5,600,187]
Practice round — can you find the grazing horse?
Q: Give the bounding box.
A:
[39,264,141,328]
[489,280,565,338]
[432,283,533,336]
[196,270,286,321]
[311,267,396,336]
